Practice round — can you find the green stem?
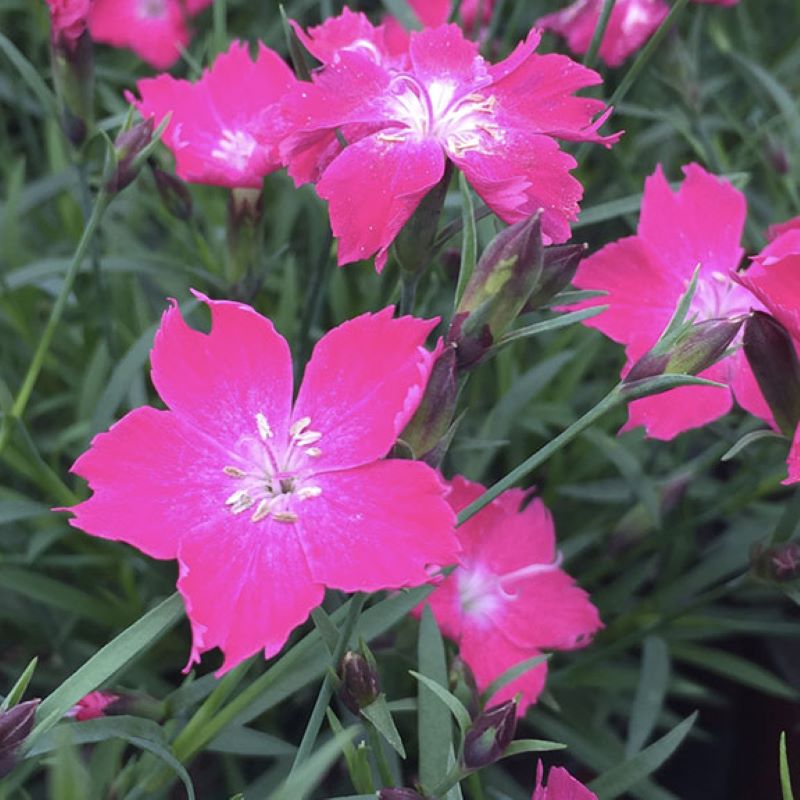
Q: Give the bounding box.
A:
[430,764,467,798]
[457,385,624,526]
[288,593,366,776]
[466,772,487,800]
[583,0,616,70]
[0,189,110,457]
[366,724,394,788]
[399,274,419,316]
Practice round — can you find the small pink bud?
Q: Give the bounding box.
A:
[462,699,517,770]
[105,118,155,193]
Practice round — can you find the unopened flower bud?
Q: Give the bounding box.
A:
[744,311,800,437]
[450,213,543,370]
[105,118,154,193]
[150,163,192,221]
[51,28,94,147]
[400,344,457,463]
[625,316,744,384]
[378,789,426,800]
[462,699,517,770]
[765,137,790,176]
[338,650,380,714]
[526,243,587,309]
[751,540,800,582]
[0,699,39,778]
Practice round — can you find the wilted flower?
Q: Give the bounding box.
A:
[281,15,619,270]
[533,762,597,800]
[419,476,602,714]
[570,164,772,440]
[462,699,517,769]
[129,42,296,189]
[63,296,459,674]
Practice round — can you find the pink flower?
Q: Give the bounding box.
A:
[533,763,597,800]
[66,691,120,721]
[570,164,772,440]
[63,295,460,675]
[419,476,602,715]
[405,0,495,32]
[129,41,296,189]
[767,215,800,248]
[538,0,668,68]
[693,0,738,4]
[88,0,211,69]
[281,18,620,270]
[45,0,92,49]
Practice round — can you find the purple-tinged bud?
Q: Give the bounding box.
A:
[526,243,587,309]
[450,213,543,370]
[338,650,380,715]
[378,790,426,800]
[625,316,744,384]
[751,540,800,583]
[401,344,458,463]
[744,311,800,437]
[0,699,39,778]
[150,163,192,221]
[765,137,790,176]
[462,699,517,770]
[105,118,154,194]
[51,29,94,148]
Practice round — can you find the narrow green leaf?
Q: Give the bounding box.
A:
[454,173,477,308]
[501,739,566,758]
[417,607,455,792]
[326,709,374,794]
[377,0,420,29]
[311,607,340,655]
[498,307,608,346]
[410,671,471,735]
[780,732,796,800]
[0,32,57,117]
[626,637,670,756]
[1,657,38,712]
[29,593,184,745]
[360,694,406,758]
[481,654,549,704]
[721,429,785,461]
[588,712,697,799]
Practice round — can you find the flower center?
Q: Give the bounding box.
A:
[457,553,563,621]
[138,0,167,19]
[222,414,323,524]
[211,129,258,172]
[380,74,501,156]
[690,271,756,323]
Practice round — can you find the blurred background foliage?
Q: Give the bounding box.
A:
[1,0,800,797]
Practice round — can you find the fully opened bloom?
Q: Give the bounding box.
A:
[571,163,772,440]
[281,18,620,270]
[538,0,668,68]
[129,41,296,188]
[65,295,460,674]
[533,763,597,800]
[46,0,92,50]
[420,476,601,715]
[88,0,212,69]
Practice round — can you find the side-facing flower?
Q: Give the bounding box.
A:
[46,0,92,50]
[570,163,772,440]
[281,17,620,270]
[533,762,597,800]
[66,691,121,721]
[419,476,602,715]
[88,0,212,69]
[538,0,668,68]
[63,295,460,674]
[129,41,296,189]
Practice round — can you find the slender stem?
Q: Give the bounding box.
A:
[457,386,624,526]
[466,772,487,800]
[583,0,616,70]
[0,189,110,456]
[289,592,366,776]
[399,274,419,316]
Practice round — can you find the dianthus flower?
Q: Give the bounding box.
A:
[539,0,735,66]
[66,691,120,721]
[404,0,494,33]
[64,295,460,674]
[129,41,295,188]
[570,164,772,440]
[88,0,212,69]
[420,476,601,715]
[45,0,92,50]
[281,17,620,270]
[533,763,597,800]
[538,0,668,68]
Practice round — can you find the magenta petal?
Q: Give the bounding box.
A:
[534,765,599,800]
[297,460,459,591]
[728,349,774,427]
[460,624,548,713]
[316,133,446,268]
[623,361,734,440]
[408,25,484,88]
[294,308,438,470]
[453,127,581,243]
[150,294,293,449]
[739,254,800,342]
[785,427,800,485]
[66,406,228,560]
[178,520,322,674]
[416,577,463,642]
[407,0,451,26]
[638,164,746,280]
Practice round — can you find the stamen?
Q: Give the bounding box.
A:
[223,466,247,478]
[273,511,299,523]
[290,417,312,437]
[225,489,249,506]
[295,430,322,447]
[251,498,273,523]
[297,486,322,500]
[497,552,564,598]
[256,413,273,441]
[230,493,255,514]
[305,447,322,458]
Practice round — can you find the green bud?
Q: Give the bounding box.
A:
[51,30,94,148]
[105,118,154,194]
[744,311,800,437]
[462,699,517,770]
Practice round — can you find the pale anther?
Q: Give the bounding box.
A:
[290,417,312,437]
[297,486,322,500]
[256,412,273,441]
[273,511,299,523]
[225,488,249,506]
[305,447,322,457]
[223,466,247,478]
[251,498,273,523]
[295,430,322,447]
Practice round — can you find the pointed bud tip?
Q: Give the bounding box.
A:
[462,699,517,770]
